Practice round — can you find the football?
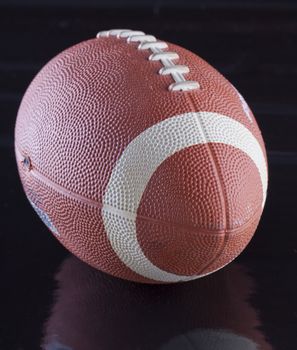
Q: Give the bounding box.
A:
[15,29,268,283]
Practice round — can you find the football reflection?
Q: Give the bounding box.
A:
[42,257,273,350]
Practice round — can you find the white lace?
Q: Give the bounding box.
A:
[96,29,200,92]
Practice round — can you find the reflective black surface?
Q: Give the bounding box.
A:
[1,3,297,349]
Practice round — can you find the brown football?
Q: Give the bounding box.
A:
[15,29,268,283]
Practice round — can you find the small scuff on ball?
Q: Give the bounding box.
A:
[22,155,32,171]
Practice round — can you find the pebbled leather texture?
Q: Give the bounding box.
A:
[15,33,268,283]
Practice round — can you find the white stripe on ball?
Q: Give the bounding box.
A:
[102,112,268,282]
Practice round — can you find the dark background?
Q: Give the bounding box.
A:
[0,1,297,349]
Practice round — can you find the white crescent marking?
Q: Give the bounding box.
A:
[102,112,268,282]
